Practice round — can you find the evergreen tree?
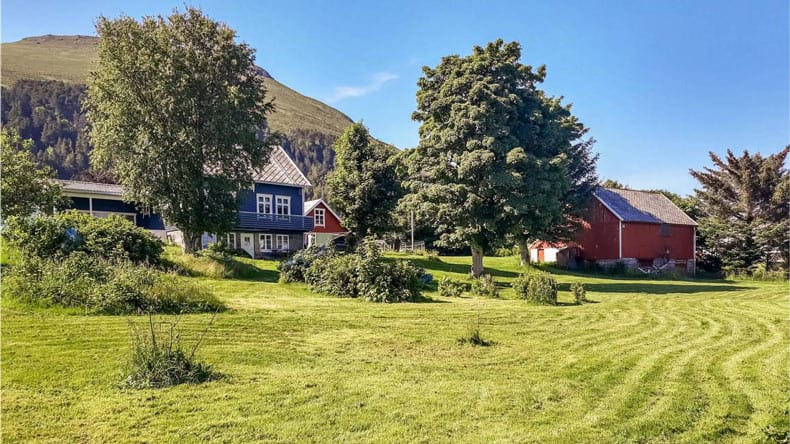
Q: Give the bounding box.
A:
[690,147,789,271]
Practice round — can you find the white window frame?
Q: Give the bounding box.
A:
[276,234,290,251]
[314,208,325,227]
[225,232,236,248]
[260,234,273,251]
[275,195,291,216]
[257,194,272,214]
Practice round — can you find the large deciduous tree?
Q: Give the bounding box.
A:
[85,7,275,252]
[690,147,789,271]
[0,129,64,219]
[326,122,401,243]
[405,39,596,275]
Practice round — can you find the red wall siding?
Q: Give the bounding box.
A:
[622,223,695,260]
[306,202,346,233]
[576,199,620,260]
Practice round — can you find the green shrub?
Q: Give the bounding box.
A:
[163,247,263,280]
[494,246,516,257]
[438,276,466,297]
[470,274,499,298]
[571,281,588,304]
[278,246,334,283]
[3,211,163,264]
[123,314,218,389]
[5,253,222,314]
[304,240,422,302]
[513,271,558,305]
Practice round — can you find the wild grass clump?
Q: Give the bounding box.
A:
[123,314,219,389]
[571,281,588,304]
[438,276,467,297]
[470,274,499,298]
[725,263,788,281]
[163,247,262,279]
[5,252,223,314]
[302,240,423,302]
[457,314,492,346]
[513,270,558,305]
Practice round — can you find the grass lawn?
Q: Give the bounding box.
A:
[2,253,788,443]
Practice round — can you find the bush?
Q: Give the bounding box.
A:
[470,274,499,298]
[5,252,222,314]
[278,246,334,283]
[513,270,558,305]
[438,276,467,297]
[571,281,588,304]
[304,240,422,302]
[123,314,218,389]
[3,211,163,264]
[494,246,516,257]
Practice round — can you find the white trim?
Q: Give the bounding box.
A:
[303,198,344,224]
[692,226,697,275]
[275,234,290,251]
[62,191,126,201]
[618,221,623,259]
[275,195,291,216]
[314,208,326,227]
[226,232,236,248]
[257,193,273,214]
[259,233,273,251]
[89,197,93,215]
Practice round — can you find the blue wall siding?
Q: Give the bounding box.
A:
[238,183,304,215]
[68,197,165,230]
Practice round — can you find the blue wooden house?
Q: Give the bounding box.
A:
[59,146,315,258]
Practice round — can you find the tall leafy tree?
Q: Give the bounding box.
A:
[326,122,401,242]
[0,129,64,219]
[406,39,595,275]
[85,7,274,252]
[690,147,789,271]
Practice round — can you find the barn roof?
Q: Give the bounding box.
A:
[594,188,697,226]
[252,146,311,187]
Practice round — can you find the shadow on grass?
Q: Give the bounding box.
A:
[407,257,519,279]
[580,282,754,294]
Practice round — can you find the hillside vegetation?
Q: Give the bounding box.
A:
[2,252,787,442]
[1,35,355,196]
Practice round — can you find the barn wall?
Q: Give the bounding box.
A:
[576,199,621,260]
[622,223,695,260]
[306,202,346,233]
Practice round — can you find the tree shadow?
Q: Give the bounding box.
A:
[581,282,754,294]
[406,257,519,278]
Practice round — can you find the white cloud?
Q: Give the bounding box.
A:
[325,71,398,103]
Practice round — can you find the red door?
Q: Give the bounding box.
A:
[537,249,545,263]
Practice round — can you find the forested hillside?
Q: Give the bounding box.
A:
[1,35,356,198]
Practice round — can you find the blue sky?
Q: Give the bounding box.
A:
[2,0,788,195]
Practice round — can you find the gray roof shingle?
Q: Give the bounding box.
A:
[594,188,697,226]
[252,146,312,187]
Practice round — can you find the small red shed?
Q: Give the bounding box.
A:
[303,199,349,247]
[574,188,698,274]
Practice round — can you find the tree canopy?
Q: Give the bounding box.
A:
[690,147,789,271]
[404,39,596,275]
[0,129,65,219]
[326,122,401,241]
[85,7,275,251]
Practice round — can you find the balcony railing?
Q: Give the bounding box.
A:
[236,211,314,232]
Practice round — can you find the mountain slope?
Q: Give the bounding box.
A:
[1,35,354,197]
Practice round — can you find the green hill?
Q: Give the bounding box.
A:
[1,35,354,197]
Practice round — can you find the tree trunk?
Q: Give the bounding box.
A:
[183,231,201,254]
[471,245,484,278]
[518,238,530,266]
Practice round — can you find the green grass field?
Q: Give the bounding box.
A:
[2,254,788,443]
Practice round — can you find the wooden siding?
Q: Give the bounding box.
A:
[622,222,695,260]
[576,199,620,260]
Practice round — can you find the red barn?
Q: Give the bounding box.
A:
[573,188,698,274]
[303,199,349,247]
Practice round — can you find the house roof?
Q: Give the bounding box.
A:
[303,198,344,224]
[252,146,311,187]
[59,180,124,197]
[594,187,697,226]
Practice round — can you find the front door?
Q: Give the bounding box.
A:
[240,233,255,258]
[537,248,545,263]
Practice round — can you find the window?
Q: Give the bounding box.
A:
[225,232,236,248]
[275,196,290,216]
[260,234,273,251]
[276,234,290,251]
[660,223,671,237]
[314,208,325,227]
[257,194,272,214]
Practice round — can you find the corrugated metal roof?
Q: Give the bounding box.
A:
[59,180,124,196]
[594,188,697,226]
[252,146,312,187]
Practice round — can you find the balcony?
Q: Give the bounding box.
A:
[236,211,314,232]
